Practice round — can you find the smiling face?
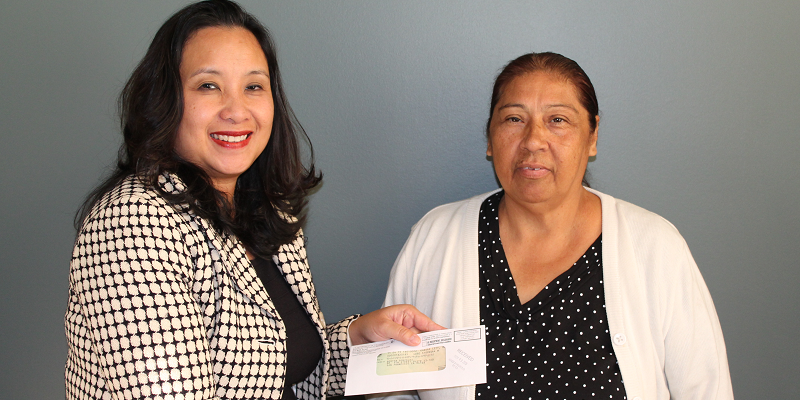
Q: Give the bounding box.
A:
[174,26,274,197]
[487,71,598,208]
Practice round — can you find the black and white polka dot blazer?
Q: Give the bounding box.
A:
[66,173,354,399]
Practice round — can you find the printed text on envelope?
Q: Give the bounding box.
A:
[376,346,446,375]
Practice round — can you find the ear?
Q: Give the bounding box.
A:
[486,139,493,157]
[588,115,599,157]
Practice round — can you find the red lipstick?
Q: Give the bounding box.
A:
[209,131,252,148]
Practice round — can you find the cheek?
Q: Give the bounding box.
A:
[183,102,205,124]
[181,92,216,126]
[491,136,518,162]
[489,141,517,180]
[173,128,193,161]
[256,100,275,125]
[174,111,205,160]
[588,134,598,157]
[256,111,274,129]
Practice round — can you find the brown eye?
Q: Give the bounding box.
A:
[199,83,218,90]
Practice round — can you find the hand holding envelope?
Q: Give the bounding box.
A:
[345,326,487,396]
[349,304,445,346]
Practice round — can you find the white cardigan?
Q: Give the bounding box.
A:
[379,189,733,400]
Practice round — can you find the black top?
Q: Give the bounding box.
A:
[476,191,626,399]
[251,257,323,400]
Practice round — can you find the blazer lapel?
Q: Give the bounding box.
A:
[158,172,314,326]
[200,218,281,320]
[273,231,325,333]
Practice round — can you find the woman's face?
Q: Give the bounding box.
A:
[174,26,274,196]
[487,72,598,207]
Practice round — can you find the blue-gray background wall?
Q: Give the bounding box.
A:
[1,1,797,398]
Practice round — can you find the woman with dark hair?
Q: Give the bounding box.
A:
[378,52,733,399]
[65,1,440,399]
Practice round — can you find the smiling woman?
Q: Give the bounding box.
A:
[65,1,441,399]
[174,26,274,199]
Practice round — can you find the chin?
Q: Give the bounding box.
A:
[215,163,253,176]
[505,189,552,205]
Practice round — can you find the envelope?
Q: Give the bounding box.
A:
[344,326,487,396]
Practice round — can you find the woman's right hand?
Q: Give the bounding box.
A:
[348,305,444,346]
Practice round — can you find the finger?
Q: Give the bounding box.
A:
[404,308,446,332]
[391,324,421,346]
[387,305,445,332]
[399,309,418,329]
[416,316,446,332]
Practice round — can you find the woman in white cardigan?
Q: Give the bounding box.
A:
[379,52,733,400]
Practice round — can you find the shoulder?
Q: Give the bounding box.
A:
[590,188,683,241]
[71,174,200,279]
[590,188,694,279]
[393,190,498,275]
[74,175,197,259]
[81,177,156,227]
[410,189,500,234]
[80,174,187,229]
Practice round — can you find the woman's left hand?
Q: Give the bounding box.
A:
[348,305,445,346]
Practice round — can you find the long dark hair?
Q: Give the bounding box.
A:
[486,52,598,186]
[76,0,321,258]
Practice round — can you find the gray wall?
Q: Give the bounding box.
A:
[1,1,797,398]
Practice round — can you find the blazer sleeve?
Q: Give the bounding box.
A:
[66,193,219,399]
[325,316,359,396]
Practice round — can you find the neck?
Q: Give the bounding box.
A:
[499,186,599,242]
[212,178,237,206]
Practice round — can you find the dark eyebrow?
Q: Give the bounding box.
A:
[497,103,579,113]
[497,103,526,112]
[545,103,579,112]
[189,67,220,78]
[247,69,269,78]
[188,68,270,79]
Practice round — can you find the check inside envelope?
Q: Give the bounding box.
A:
[376,346,446,376]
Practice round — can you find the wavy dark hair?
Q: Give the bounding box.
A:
[487,52,598,186]
[76,0,321,258]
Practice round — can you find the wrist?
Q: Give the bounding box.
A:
[346,315,361,347]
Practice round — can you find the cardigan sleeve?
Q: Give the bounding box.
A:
[65,192,219,399]
[658,232,734,399]
[617,201,734,399]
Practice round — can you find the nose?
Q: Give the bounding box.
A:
[520,120,547,153]
[219,91,249,124]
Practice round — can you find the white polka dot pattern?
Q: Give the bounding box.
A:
[65,174,355,399]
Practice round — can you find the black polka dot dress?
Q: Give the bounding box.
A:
[475,192,626,399]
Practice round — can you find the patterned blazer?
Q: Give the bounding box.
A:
[66,173,355,399]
